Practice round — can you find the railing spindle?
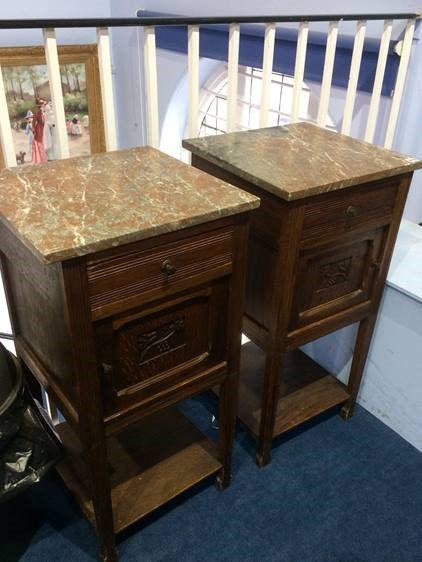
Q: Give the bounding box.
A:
[384,18,415,149]
[97,27,117,151]
[0,66,17,167]
[259,22,276,128]
[364,19,393,143]
[291,22,309,123]
[227,23,240,133]
[317,21,339,127]
[43,28,69,159]
[187,25,200,137]
[341,20,367,135]
[143,26,160,148]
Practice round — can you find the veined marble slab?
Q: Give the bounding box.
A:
[0,146,259,264]
[183,122,422,201]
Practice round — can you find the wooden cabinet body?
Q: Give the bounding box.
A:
[0,214,250,560]
[0,147,258,561]
[185,123,421,467]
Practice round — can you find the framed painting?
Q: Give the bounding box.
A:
[0,44,105,168]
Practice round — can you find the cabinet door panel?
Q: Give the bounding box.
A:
[95,281,228,414]
[289,227,386,331]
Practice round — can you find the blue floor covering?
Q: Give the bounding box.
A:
[1,396,422,562]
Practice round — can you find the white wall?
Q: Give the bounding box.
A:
[0,1,111,47]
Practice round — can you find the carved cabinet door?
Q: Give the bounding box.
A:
[289,226,387,332]
[94,279,229,415]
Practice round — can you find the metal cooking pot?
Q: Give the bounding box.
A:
[0,342,23,419]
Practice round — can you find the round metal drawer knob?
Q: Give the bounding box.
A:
[345,205,359,218]
[161,259,177,275]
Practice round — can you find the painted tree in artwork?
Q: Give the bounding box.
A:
[68,64,81,92]
[2,68,16,101]
[26,66,42,98]
[12,68,25,100]
[61,64,72,91]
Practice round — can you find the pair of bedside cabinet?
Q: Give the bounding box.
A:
[1,123,420,560]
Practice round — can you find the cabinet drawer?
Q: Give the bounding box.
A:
[302,178,399,242]
[87,226,234,319]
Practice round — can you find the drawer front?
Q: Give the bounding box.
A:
[95,281,229,414]
[302,178,399,242]
[289,227,386,332]
[87,226,233,319]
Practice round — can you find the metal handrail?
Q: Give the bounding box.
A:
[0,13,419,29]
[0,332,13,341]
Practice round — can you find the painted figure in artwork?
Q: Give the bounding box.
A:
[44,101,56,161]
[31,98,47,164]
[24,110,33,155]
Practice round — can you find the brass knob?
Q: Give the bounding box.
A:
[345,205,359,218]
[161,259,177,275]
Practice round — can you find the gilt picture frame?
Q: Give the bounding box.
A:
[0,44,105,168]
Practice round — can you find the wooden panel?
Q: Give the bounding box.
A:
[56,407,221,533]
[238,341,349,437]
[244,234,276,331]
[94,281,229,414]
[301,177,399,243]
[87,225,234,320]
[290,227,386,331]
[0,223,77,409]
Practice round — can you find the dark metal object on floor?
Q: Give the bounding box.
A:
[0,342,62,503]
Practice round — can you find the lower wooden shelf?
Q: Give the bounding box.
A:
[238,341,350,438]
[56,407,221,533]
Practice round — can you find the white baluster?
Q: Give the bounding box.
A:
[291,22,309,123]
[97,27,117,151]
[364,19,393,143]
[187,25,200,137]
[227,23,240,133]
[143,26,159,148]
[384,18,416,149]
[317,21,339,127]
[341,20,367,135]
[43,28,69,159]
[259,22,276,128]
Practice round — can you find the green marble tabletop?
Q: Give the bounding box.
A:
[0,147,259,264]
[183,122,422,201]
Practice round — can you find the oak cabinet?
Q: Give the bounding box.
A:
[0,146,258,560]
[184,122,421,467]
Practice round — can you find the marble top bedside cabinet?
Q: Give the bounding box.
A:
[183,122,422,467]
[0,147,259,561]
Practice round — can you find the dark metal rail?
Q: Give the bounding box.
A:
[0,332,13,341]
[0,14,419,30]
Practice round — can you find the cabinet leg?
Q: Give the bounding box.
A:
[217,376,236,490]
[84,445,117,562]
[256,449,271,468]
[256,351,285,468]
[341,315,377,421]
[215,467,231,491]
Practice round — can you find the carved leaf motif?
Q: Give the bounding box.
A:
[137,318,185,365]
[318,257,352,290]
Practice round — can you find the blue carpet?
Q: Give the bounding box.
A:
[1,396,422,562]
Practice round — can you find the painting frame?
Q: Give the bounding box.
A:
[0,44,106,168]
